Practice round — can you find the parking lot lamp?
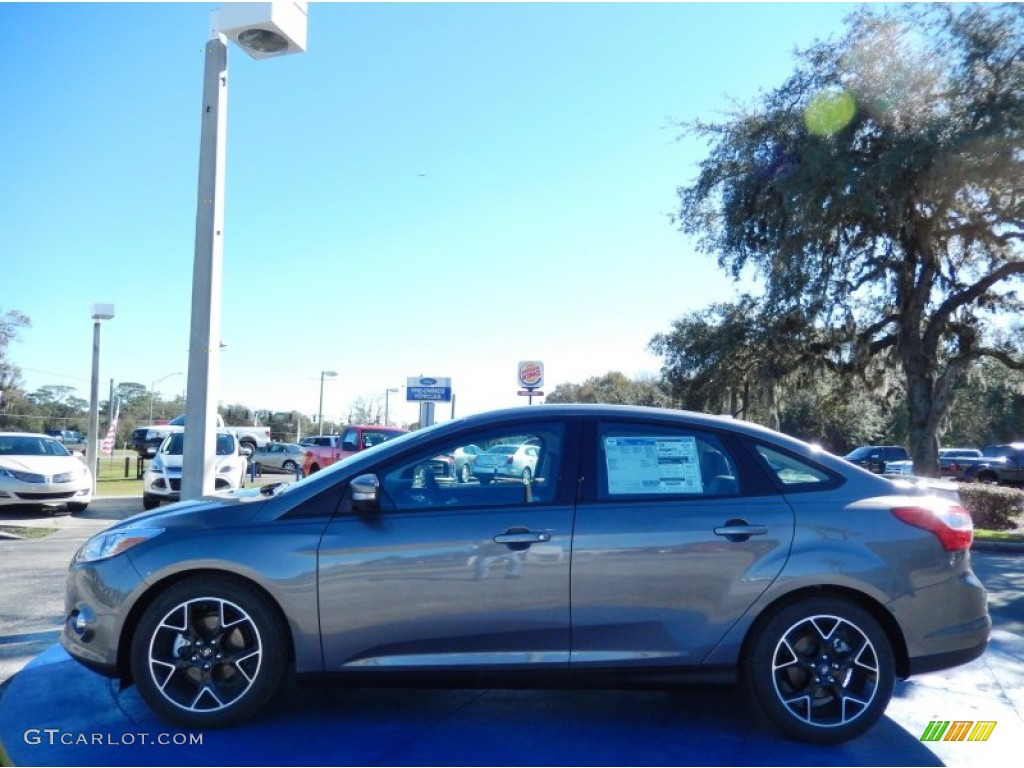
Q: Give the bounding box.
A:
[182,3,307,501]
[86,304,115,493]
[318,371,337,435]
[384,387,399,427]
[149,372,182,424]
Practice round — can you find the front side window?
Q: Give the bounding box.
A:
[377,423,565,512]
[596,422,740,499]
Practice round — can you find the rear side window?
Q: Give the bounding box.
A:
[753,444,840,491]
[596,422,740,499]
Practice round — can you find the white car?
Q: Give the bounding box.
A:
[143,432,246,510]
[0,432,92,513]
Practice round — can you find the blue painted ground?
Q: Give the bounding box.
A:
[2,634,1021,767]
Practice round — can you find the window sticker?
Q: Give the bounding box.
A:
[604,436,704,495]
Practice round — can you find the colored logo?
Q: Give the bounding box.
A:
[518,360,544,388]
[920,720,996,742]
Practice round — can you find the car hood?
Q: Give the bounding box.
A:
[116,492,269,532]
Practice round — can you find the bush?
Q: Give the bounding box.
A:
[957,484,1024,531]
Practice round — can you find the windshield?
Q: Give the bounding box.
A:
[161,433,236,456]
[0,435,71,457]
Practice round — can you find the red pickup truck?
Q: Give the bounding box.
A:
[302,425,408,476]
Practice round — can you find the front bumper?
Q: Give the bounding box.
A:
[60,551,149,679]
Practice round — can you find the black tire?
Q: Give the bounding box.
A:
[521,467,533,484]
[241,441,257,457]
[130,576,289,728]
[976,471,998,485]
[283,460,297,474]
[143,494,161,511]
[478,476,493,485]
[458,464,471,484]
[67,502,89,513]
[743,597,895,745]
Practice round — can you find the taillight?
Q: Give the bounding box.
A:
[892,504,973,551]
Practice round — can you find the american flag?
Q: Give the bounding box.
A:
[101,401,119,456]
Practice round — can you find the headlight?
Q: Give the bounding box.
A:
[149,459,164,474]
[75,527,164,563]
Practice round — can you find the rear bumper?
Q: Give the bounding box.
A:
[889,567,991,677]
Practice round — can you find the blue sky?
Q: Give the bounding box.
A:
[1,1,859,426]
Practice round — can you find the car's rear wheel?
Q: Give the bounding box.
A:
[521,467,532,483]
[130,576,289,728]
[743,597,894,744]
[458,464,471,483]
[283,460,297,473]
[478,475,492,485]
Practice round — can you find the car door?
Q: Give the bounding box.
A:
[318,418,579,671]
[570,418,794,669]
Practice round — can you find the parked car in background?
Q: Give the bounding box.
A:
[452,444,483,483]
[131,414,271,458]
[0,432,92,513]
[471,442,540,484]
[843,445,909,474]
[142,432,246,510]
[962,443,1024,486]
[302,425,408,476]
[252,442,305,474]
[61,405,989,743]
[876,447,984,479]
[44,430,86,452]
[938,448,984,478]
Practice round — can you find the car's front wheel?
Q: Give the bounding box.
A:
[130,576,289,728]
[743,597,895,744]
[142,494,161,511]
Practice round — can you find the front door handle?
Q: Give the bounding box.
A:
[494,531,551,545]
[713,519,768,542]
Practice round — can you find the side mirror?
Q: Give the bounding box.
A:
[351,473,380,512]
[342,440,358,452]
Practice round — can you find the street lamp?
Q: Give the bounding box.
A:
[150,372,183,423]
[318,371,337,435]
[86,303,115,493]
[182,2,308,501]
[384,387,399,427]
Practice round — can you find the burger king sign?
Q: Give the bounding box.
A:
[517,360,544,390]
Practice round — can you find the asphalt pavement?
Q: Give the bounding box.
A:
[0,498,1021,766]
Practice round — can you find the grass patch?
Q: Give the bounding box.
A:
[0,526,58,539]
[974,529,1024,543]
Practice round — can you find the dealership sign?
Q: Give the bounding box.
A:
[406,376,452,402]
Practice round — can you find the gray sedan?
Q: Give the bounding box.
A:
[60,405,989,744]
[251,442,305,474]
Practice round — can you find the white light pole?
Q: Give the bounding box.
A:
[150,372,183,424]
[86,304,115,493]
[318,370,337,435]
[182,2,308,501]
[384,387,399,427]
